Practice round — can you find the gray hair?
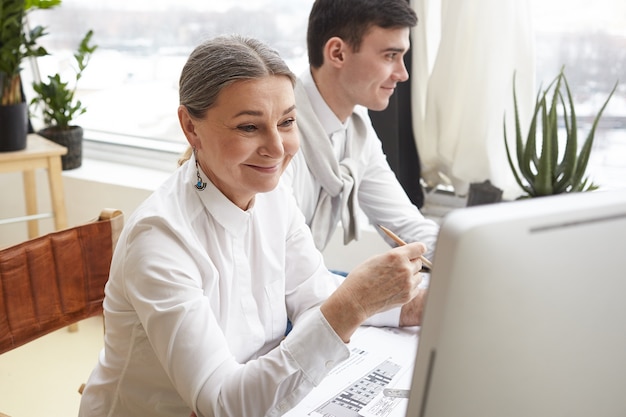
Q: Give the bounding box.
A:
[179,34,296,120]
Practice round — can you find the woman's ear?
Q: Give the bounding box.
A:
[324,37,346,68]
[178,105,199,148]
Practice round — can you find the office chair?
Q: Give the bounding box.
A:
[0,208,123,355]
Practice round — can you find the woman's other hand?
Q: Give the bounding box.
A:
[321,242,426,341]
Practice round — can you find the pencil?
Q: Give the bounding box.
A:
[378,225,433,270]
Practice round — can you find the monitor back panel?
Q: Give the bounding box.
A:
[406,190,626,417]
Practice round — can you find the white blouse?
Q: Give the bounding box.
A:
[78,159,351,417]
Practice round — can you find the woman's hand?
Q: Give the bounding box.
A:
[321,242,426,342]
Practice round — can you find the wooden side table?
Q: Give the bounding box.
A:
[0,134,68,238]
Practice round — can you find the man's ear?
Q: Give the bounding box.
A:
[324,37,347,68]
[178,105,200,148]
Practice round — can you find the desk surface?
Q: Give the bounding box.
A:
[0,134,67,165]
[285,326,419,417]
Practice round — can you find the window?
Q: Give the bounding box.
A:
[24,0,625,189]
[24,0,314,168]
[531,0,626,190]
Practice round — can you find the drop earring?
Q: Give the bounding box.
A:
[194,148,206,191]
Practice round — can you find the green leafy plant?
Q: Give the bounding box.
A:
[30,29,97,129]
[504,68,618,198]
[0,0,61,105]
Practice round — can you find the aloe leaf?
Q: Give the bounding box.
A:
[506,75,537,197]
[575,176,598,193]
[522,93,542,186]
[549,91,561,179]
[571,80,618,188]
[512,74,525,168]
[547,77,561,186]
[563,73,579,188]
[504,121,530,193]
[514,77,540,186]
[504,66,616,198]
[511,76,524,170]
[554,74,577,192]
[534,91,554,196]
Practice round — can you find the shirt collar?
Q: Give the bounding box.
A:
[186,157,252,236]
[300,69,347,137]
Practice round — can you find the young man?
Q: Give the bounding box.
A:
[283,0,440,259]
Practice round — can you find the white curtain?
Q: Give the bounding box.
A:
[411,0,536,198]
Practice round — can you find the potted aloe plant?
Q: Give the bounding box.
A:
[0,0,61,151]
[30,29,97,169]
[504,67,618,198]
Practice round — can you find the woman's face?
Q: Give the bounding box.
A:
[179,76,299,210]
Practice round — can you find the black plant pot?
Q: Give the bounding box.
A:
[0,102,28,152]
[39,126,83,170]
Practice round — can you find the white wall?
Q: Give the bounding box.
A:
[0,161,159,248]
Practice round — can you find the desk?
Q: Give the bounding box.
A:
[285,326,419,417]
[0,134,68,238]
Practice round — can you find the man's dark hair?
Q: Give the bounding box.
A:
[306,0,418,68]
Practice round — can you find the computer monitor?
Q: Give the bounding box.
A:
[405,189,626,417]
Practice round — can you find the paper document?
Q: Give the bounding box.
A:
[283,326,419,417]
[358,362,414,417]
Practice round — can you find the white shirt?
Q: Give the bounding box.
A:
[284,70,440,260]
[78,159,351,417]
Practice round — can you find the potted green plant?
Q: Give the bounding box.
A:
[30,29,97,169]
[504,68,618,198]
[0,0,60,152]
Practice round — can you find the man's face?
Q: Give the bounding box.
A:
[339,26,411,112]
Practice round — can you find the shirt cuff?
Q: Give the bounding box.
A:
[284,308,350,385]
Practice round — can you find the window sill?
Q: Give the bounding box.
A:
[62,132,184,191]
[62,157,173,192]
[421,188,468,222]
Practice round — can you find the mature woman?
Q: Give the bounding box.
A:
[78,34,426,417]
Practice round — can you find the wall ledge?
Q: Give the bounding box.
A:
[62,158,172,192]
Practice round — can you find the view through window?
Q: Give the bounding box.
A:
[532,0,626,191]
[25,0,314,148]
[24,0,625,188]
